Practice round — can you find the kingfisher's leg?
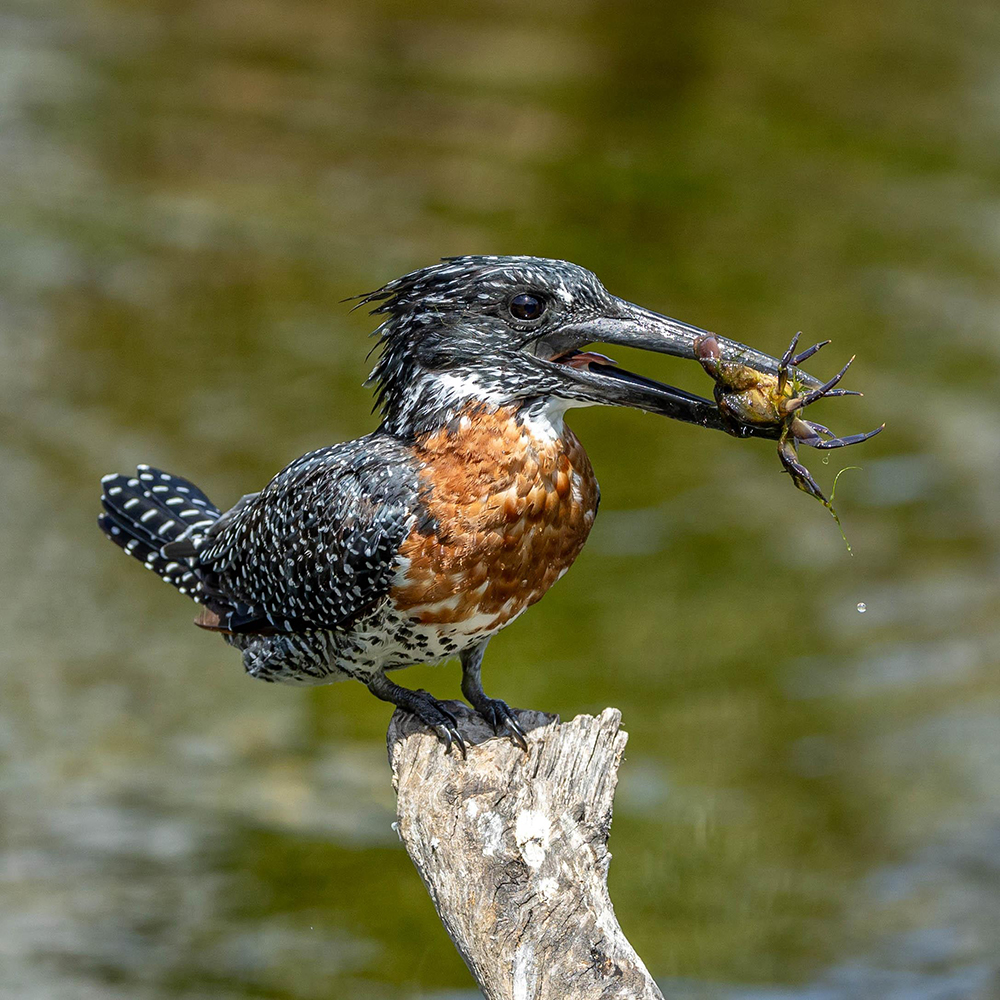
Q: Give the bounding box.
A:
[460,639,528,751]
[366,672,467,758]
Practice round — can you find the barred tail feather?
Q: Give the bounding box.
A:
[98,464,222,600]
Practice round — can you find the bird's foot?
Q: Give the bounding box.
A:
[367,672,469,757]
[407,690,468,758]
[468,696,529,751]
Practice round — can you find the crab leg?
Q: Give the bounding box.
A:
[778,434,829,503]
[777,334,833,394]
[786,357,856,412]
[807,424,885,449]
[790,339,832,368]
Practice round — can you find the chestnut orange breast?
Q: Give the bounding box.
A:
[391,405,599,633]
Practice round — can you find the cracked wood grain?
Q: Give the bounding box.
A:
[388,702,664,1000]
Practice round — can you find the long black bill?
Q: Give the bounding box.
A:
[578,362,733,431]
[555,298,825,439]
[587,299,824,389]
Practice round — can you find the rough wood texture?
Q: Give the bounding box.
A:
[387,702,664,1000]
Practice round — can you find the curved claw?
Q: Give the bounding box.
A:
[434,722,468,759]
[506,722,529,752]
[474,697,529,751]
[425,699,466,757]
[498,709,529,752]
[403,689,467,757]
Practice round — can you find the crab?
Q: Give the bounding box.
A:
[694,332,884,511]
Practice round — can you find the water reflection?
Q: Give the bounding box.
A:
[2,0,1000,996]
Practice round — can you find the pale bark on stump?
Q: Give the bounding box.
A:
[387,702,664,1000]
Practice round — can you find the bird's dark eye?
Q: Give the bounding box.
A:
[508,292,546,322]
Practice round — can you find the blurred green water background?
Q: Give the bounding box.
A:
[2,0,1000,997]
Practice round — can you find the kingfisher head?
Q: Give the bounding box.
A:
[362,255,817,437]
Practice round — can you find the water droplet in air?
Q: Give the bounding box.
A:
[857,602,867,613]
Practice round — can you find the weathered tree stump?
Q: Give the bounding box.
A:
[387,702,664,1000]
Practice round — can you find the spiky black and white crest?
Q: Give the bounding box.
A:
[360,255,604,318]
[359,256,612,432]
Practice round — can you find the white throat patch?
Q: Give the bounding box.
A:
[519,395,593,441]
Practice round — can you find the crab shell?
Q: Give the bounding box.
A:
[694,334,793,429]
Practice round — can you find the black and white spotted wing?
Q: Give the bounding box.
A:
[188,433,421,634]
